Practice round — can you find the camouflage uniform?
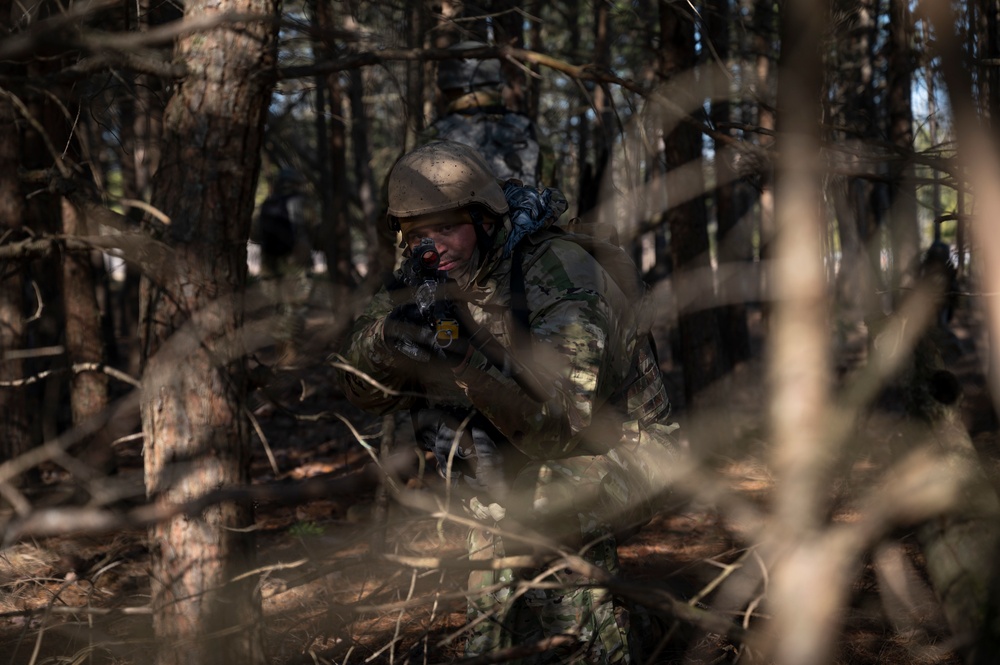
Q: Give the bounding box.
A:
[340,150,676,663]
[421,96,547,188]
[255,178,314,351]
[420,40,554,188]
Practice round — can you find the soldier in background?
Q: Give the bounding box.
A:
[252,168,314,362]
[918,240,959,329]
[422,41,550,188]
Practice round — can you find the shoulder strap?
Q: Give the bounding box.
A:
[509,245,533,356]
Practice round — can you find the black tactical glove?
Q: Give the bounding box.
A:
[383,302,470,367]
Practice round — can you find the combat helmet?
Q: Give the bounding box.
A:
[387,140,509,232]
[436,41,503,94]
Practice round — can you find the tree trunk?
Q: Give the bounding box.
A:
[114,0,174,380]
[139,0,275,662]
[61,197,110,470]
[404,1,426,152]
[0,49,31,466]
[830,0,883,334]
[311,0,334,286]
[706,0,751,366]
[348,65,389,284]
[751,0,777,317]
[315,0,354,288]
[568,0,588,217]
[526,0,542,124]
[659,0,727,406]
[887,0,920,304]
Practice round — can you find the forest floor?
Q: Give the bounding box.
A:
[0,282,996,665]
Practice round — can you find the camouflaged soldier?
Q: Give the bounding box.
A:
[421,41,550,188]
[253,168,314,361]
[339,141,677,663]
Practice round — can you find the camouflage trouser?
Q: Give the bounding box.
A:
[464,426,677,664]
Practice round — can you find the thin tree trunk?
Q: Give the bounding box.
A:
[586,0,614,227]
[527,0,542,123]
[315,0,353,288]
[707,0,751,366]
[762,0,840,660]
[833,0,884,334]
[61,197,110,469]
[752,0,777,317]
[311,5,333,282]
[139,0,274,661]
[404,1,426,152]
[567,0,589,218]
[348,64,388,282]
[660,0,726,406]
[0,45,31,466]
[887,0,920,303]
[119,0,171,379]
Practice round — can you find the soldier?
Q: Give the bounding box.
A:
[253,167,314,361]
[338,141,677,663]
[918,240,959,329]
[421,41,550,188]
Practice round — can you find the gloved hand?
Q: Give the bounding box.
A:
[383,301,470,367]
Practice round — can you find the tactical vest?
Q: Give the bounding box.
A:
[510,228,670,430]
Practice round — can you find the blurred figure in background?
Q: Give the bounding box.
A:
[422,41,550,188]
[252,167,315,362]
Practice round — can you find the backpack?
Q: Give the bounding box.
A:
[431,111,542,187]
[258,193,296,257]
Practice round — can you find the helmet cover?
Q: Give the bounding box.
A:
[387,141,509,222]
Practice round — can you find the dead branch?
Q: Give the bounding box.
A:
[0,461,400,544]
[0,362,139,388]
[0,9,261,63]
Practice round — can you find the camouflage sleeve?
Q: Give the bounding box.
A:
[454,241,627,459]
[337,286,419,415]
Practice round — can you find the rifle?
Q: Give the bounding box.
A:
[397,238,461,353]
[396,238,552,403]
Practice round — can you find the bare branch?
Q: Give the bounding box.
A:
[0,361,139,388]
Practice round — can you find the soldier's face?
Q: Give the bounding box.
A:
[401,209,491,280]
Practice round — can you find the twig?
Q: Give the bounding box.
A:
[327,354,404,398]
[245,406,280,476]
[0,362,139,388]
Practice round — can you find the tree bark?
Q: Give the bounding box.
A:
[315,0,354,288]
[887,0,920,304]
[0,42,31,466]
[61,197,110,469]
[831,0,883,333]
[659,0,726,405]
[706,0,751,367]
[404,1,426,152]
[139,0,275,662]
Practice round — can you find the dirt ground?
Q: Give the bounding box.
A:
[0,295,996,664]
